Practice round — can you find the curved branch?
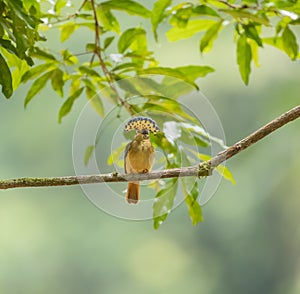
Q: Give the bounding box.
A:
[0,105,299,190]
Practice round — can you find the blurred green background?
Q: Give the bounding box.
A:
[0,2,300,293]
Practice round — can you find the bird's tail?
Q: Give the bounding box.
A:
[126,181,140,204]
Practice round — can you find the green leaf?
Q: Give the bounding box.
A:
[79,66,101,78]
[21,62,56,83]
[97,4,120,33]
[151,0,172,41]
[0,53,13,98]
[196,153,235,184]
[138,67,200,90]
[153,179,178,229]
[104,36,115,49]
[193,5,220,17]
[221,9,270,26]
[84,145,95,166]
[243,24,263,47]
[85,85,105,117]
[24,71,53,107]
[118,28,146,53]
[31,47,56,60]
[282,26,299,60]
[101,0,151,18]
[176,65,215,80]
[166,19,217,42]
[200,21,223,53]
[107,143,128,166]
[215,165,236,185]
[60,22,77,42]
[182,181,203,225]
[237,33,252,85]
[58,87,84,123]
[51,68,64,97]
[248,39,260,67]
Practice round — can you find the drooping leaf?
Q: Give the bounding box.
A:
[58,87,84,123]
[0,53,13,98]
[151,0,172,41]
[84,145,95,166]
[24,70,53,107]
[167,19,217,42]
[237,33,252,85]
[153,179,178,229]
[85,84,105,117]
[79,66,101,78]
[200,20,223,53]
[104,36,115,49]
[182,180,203,225]
[243,24,263,47]
[282,26,299,60]
[51,68,64,97]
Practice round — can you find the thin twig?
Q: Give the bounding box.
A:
[90,0,134,115]
[0,105,299,190]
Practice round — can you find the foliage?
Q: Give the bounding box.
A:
[0,0,299,227]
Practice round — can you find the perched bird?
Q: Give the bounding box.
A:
[124,117,160,204]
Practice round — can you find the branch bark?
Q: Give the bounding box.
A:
[0,105,299,190]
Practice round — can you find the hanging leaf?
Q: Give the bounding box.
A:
[118,28,146,53]
[151,0,172,41]
[282,26,299,60]
[84,145,95,166]
[237,33,252,85]
[153,179,178,229]
[200,20,223,53]
[0,54,13,98]
[58,87,84,123]
[24,70,54,107]
[51,68,64,97]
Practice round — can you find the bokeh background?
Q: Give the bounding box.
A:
[0,1,299,293]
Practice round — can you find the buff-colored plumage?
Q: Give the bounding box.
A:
[124,117,159,204]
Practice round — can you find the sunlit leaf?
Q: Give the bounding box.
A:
[79,66,101,78]
[237,33,252,85]
[151,0,172,41]
[200,20,223,53]
[60,22,77,42]
[167,19,216,41]
[58,87,84,123]
[24,70,53,107]
[85,84,105,117]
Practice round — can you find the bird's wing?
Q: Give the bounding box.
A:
[124,141,132,174]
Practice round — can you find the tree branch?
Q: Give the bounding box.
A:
[0,105,299,190]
